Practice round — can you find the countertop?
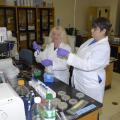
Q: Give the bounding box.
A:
[44,79,102,120]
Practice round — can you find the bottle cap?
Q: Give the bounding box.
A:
[34,97,41,103]
[46,93,53,100]
[18,79,25,86]
[33,70,41,79]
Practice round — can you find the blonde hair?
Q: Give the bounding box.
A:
[48,26,69,44]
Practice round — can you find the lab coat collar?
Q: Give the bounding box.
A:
[51,42,63,46]
[51,42,63,51]
[96,36,108,44]
[59,42,64,47]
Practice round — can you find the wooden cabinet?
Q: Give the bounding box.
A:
[0,5,54,50]
[110,45,120,73]
[118,46,120,53]
[17,7,37,49]
[37,8,54,43]
[105,62,114,89]
[0,6,17,37]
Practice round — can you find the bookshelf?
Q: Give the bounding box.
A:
[37,7,54,44]
[0,5,54,50]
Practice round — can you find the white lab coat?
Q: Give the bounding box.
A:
[67,36,110,103]
[35,42,71,84]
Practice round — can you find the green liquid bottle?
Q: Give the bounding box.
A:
[43,93,56,120]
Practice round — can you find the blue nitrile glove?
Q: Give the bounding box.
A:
[41,59,53,67]
[32,41,41,51]
[57,48,70,57]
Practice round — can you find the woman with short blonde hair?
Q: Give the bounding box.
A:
[33,26,71,84]
[48,26,69,44]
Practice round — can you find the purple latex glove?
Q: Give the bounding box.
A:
[32,41,41,51]
[57,48,70,57]
[41,59,53,67]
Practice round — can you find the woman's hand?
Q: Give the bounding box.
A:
[41,59,53,67]
[32,41,41,51]
[57,48,70,57]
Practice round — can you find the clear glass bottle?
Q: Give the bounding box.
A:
[43,93,56,120]
[32,97,42,120]
[16,79,29,96]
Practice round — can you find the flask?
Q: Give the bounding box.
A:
[16,79,29,96]
[32,97,42,120]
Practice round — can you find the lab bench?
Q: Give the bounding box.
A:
[105,57,117,89]
[18,63,102,120]
[20,72,102,120]
[44,79,102,120]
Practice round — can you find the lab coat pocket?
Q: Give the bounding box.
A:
[97,70,105,84]
[98,75,102,84]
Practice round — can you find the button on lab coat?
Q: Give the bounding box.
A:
[67,36,110,103]
[35,42,71,84]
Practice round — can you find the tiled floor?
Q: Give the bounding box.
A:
[100,72,120,120]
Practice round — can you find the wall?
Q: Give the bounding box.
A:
[53,0,74,28]
[90,0,119,34]
[53,0,119,34]
[53,0,91,32]
[75,0,92,32]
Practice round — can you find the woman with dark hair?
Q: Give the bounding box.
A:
[57,17,112,103]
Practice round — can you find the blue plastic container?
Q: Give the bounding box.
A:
[44,73,54,83]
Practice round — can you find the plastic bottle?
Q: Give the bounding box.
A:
[28,90,35,104]
[32,97,42,120]
[43,93,56,120]
[16,79,29,96]
[27,100,32,120]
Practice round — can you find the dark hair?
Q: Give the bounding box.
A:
[92,17,112,36]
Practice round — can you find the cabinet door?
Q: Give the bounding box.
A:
[19,33,27,49]
[18,9,27,31]
[39,8,50,43]
[17,8,37,49]
[0,8,5,27]
[39,8,54,43]
[118,53,120,73]
[18,9,27,49]
[6,8,17,37]
[110,46,118,58]
[27,9,37,48]
[110,45,120,73]
[27,9,36,31]
[41,9,49,31]
[0,7,17,37]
